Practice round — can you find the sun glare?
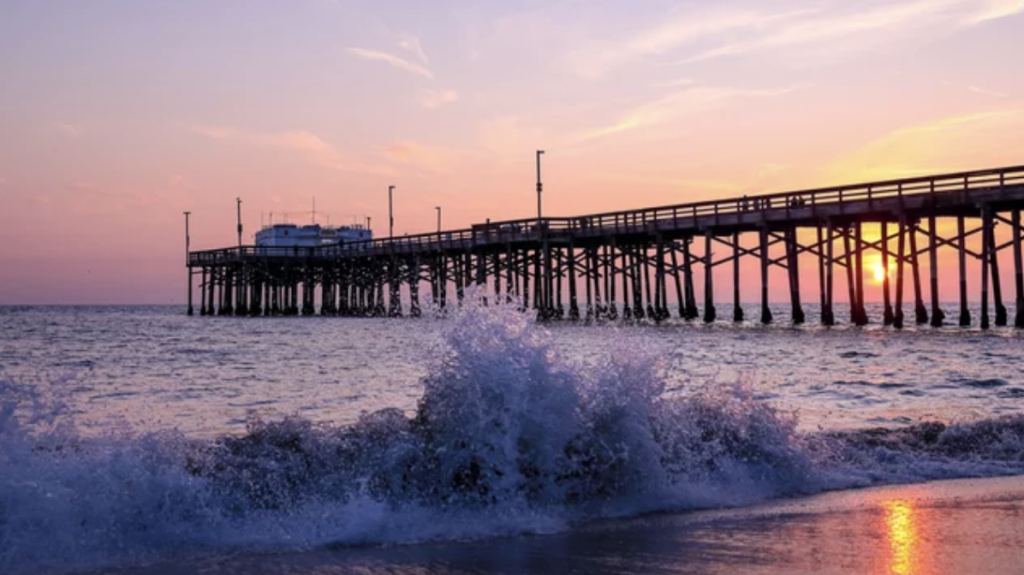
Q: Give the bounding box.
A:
[872,263,889,283]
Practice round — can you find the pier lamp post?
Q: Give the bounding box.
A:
[388,185,395,238]
[184,211,193,316]
[536,150,545,223]
[436,206,441,233]
[236,197,243,248]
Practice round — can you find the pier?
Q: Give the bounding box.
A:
[186,165,1024,328]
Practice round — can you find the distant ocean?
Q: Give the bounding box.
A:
[2,301,1024,574]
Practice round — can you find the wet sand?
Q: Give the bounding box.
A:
[126,475,1024,575]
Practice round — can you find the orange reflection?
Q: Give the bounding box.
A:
[883,499,919,575]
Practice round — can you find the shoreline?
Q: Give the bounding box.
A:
[114,475,1024,575]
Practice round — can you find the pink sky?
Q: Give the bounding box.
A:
[1,0,1022,304]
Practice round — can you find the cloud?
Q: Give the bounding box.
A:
[190,125,396,175]
[53,121,83,139]
[579,84,801,141]
[417,88,459,109]
[478,116,549,160]
[825,109,1024,181]
[968,85,1009,98]
[651,78,695,89]
[681,0,960,64]
[346,47,434,79]
[398,36,429,64]
[572,0,1015,76]
[969,0,1024,22]
[381,140,475,174]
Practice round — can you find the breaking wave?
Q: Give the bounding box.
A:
[3,298,1024,574]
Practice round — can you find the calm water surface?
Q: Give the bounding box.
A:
[1,304,1021,436]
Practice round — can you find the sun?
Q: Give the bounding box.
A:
[872,263,890,283]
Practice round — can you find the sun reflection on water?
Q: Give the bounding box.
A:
[884,499,919,575]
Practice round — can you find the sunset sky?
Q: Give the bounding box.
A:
[1,0,1023,304]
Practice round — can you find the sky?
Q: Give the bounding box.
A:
[1,0,1023,304]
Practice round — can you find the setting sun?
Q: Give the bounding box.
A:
[873,263,890,283]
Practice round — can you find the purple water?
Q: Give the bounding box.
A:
[2,300,1023,573]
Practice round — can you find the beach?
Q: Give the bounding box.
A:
[112,475,1024,575]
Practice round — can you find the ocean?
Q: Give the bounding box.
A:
[2,300,1024,574]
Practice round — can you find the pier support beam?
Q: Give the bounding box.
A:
[958,215,971,327]
[568,245,580,320]
[844,226,857,325]
[987,209,1007,326]
[853,223,867,325]
[760,227,773,324]
[200,268,209,316]
[929,215,944,327]
[1014,209,1024,328]
[785,227,804,325]
[981,207,992,330]
[909,220,928,324]
[817,224,831,326]
[733,231,744,322]
[894,217,906,329]
[703,231,716,323]
[881,221,894,326]
[683,239,698,320]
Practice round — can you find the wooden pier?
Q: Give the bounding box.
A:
[186,165,1024,328]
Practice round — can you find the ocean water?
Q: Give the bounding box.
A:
[2,299,1024,574]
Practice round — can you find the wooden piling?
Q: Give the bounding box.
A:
[987,210,1007,326]
[844,227,857,325]
[568,245,580,320]
[733,231,744,322]
[786,228,804,324]
[908,220,928,324]
[703,231,716,323]
[683,238,698,320]
[824,221,835,326]
[881,221,893,326]
[957,215,970,327]
[981,207,991,330]
[1014,209,1024,328]
[929,215,944,327]
[760,227,772,324]
[894,217,906,329]
[854,222,867,325]
[671,242,685,319]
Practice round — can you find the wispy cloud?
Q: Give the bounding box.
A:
[381,140,475,174]
[579,84,802,141]
[681,0,960,64]
[968,0,1024,23]
[190,125,396,175]
[53,121,84,139]
[968,85,1009,98]
[825,109,1024,180]
[417,88,459,109]
[347,47,434,79]
[398,35,429,65]
[572,0,1018,76]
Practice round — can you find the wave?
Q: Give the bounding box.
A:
[3,297,1024,574]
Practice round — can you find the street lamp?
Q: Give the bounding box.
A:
[184,211,193,316]
[236,197,243,248]
[388,185,395,238]
[536,150,545,222]
[436,206,441,233]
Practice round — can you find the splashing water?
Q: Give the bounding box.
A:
[3,296,1024,574]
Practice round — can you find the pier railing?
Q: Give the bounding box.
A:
[188,164,1024,264]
